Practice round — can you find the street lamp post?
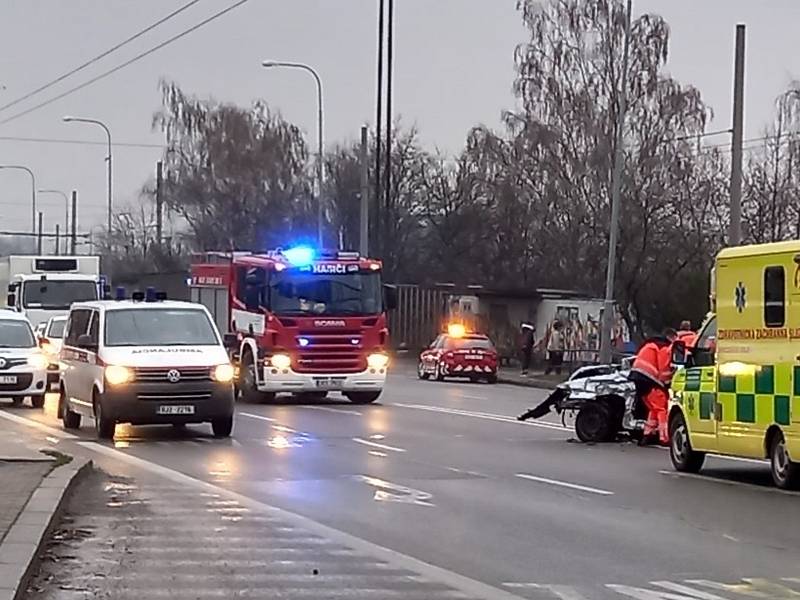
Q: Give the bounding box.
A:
[38,189,69,254]
[0,165,36,235]
[261,60,324,246]
[62,116,112,236]
[599,0,633,365]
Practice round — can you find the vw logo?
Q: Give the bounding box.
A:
[166,369,181,383]
[0,358,6,369]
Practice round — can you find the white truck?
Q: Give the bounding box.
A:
[1,256,104,328]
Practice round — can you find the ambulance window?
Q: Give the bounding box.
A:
[764,266,785,327]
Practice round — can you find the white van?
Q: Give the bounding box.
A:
[58,297,235,439]
[0,310,49,407]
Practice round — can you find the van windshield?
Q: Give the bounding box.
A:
[105,309,220,347]
[23,280,98,310]
[0,320,35,348]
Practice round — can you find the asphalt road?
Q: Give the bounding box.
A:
[4,367,800,600]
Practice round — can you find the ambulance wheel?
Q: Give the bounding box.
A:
[212,416,234,438]
[346,391,381,404]
[61,388,81,430]
[769,431,800,490]
[240,353,275,404]
[30,394,45,409]
[669,413,705,473]
[417,362,430,380]
[575,403,613,443]
[93,395,115,441]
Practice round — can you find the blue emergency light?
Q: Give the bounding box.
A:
[298,337,310,347]
[283,246,315,267]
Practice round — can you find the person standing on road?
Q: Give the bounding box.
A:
[628,328,677,446]
[545,320,565,375]
[520,322,535,376]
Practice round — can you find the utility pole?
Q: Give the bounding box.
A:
[37,212,43,255]
[729,24,746,246]
[383,0,394,256]
[55,224,60,256]
[599,0,633,365]
[156,161,164,248]
[70,190,78,254]
[374,0,385,257]
[360,125,369,256]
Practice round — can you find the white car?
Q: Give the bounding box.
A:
[58,296,235,439]
[0,310,50,407]
[38,316,67,391]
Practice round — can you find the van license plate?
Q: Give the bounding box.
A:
[314,378,344,390]
[157,405,195,415]
[0,376,17,384]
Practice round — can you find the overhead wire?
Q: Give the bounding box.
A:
[0,0,203,115]
[0,0,251,126]
[0,135,162,149]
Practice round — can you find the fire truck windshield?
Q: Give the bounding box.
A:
[269,270,382,316]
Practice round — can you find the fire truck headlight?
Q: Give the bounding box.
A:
[367,353,389,369]
[212,363,235,383]
[105,365,133,386]
[270,354,292,369]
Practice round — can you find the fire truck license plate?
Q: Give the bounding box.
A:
[157,405,195,415]
[314,377,344,390]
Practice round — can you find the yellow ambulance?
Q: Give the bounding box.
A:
[669,240,800,489]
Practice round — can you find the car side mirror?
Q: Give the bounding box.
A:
[671,341,687,367]
[6,293,15,308]
[223,333,238,350]
[77,334,97,352]
[383,285,398,311]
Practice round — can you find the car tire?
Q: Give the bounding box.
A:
[417,362,430,380]
[669,413,705,473]
[11,397,23,407]
[770,431,800,490]
[346,391,381,404]
[94,396,115,440]
[30,394,45,409]
[434,363,445,382]
[61,392,81,430]
[212,416,234,438]
[240,352,275,404]
[575,403,613,443]
[487,374,498,384]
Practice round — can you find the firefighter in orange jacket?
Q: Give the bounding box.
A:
[628,328,677,445]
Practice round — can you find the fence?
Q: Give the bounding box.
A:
[387,285,448,351]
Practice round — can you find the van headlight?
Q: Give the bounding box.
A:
[27,353,48,370]
[270,354,292,369]
[212,363,235,383]
[367,353,389,369]
[105,365,133,386]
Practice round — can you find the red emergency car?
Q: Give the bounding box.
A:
[418,325,498,384]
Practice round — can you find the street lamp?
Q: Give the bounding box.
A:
[62,116,112,236]
[0,165,36,235]
[261,60,325,246]
[38,189,69,254]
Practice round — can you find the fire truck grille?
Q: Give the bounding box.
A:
[294,331,365,373]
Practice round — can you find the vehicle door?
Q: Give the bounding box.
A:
[61,308,92,414]
[681,317,718,450]
[85,310,103,399]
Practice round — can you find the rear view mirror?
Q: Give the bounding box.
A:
[671,341,687,367]
[383,285,398,311]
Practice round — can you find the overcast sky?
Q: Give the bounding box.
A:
[1,1,799,239]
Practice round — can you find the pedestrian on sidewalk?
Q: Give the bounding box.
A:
[520,322,535,376]
[545,320,565,375]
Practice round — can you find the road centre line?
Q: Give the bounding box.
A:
[303,405,363,416]
[74,441,526,600]
[238,412,276,422]
[515,473,614,496]
[392,403,565,431]
[352,437,406,453]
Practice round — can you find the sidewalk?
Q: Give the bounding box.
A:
[496,368,568,390]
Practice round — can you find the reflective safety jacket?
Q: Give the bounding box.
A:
[631,337,673,387]
[676,329,697,349]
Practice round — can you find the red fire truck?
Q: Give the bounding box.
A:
[189,247,396,404]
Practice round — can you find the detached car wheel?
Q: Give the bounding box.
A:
[770,431,800,490]
[575,403,613,443]
[669,413,705,473]
[212,416,234,438]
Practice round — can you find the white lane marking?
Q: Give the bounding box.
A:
[231,439,243,448]
[393,403,565,431]
[515,473,614,496]
[353,474,434,506]
[352,437,406,453]
[75,442,525,600]
[238,412,276,423]
[454,394,489,401]
[271,424,297,434]
[658,470,800,496]
[0,409,77,439]
[502,583,541,588]
[446,466,487,477]
[304,405,363,416]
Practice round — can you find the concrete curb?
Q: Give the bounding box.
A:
[0,457,92,600]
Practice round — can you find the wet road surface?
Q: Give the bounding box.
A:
[5,368,800,599]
